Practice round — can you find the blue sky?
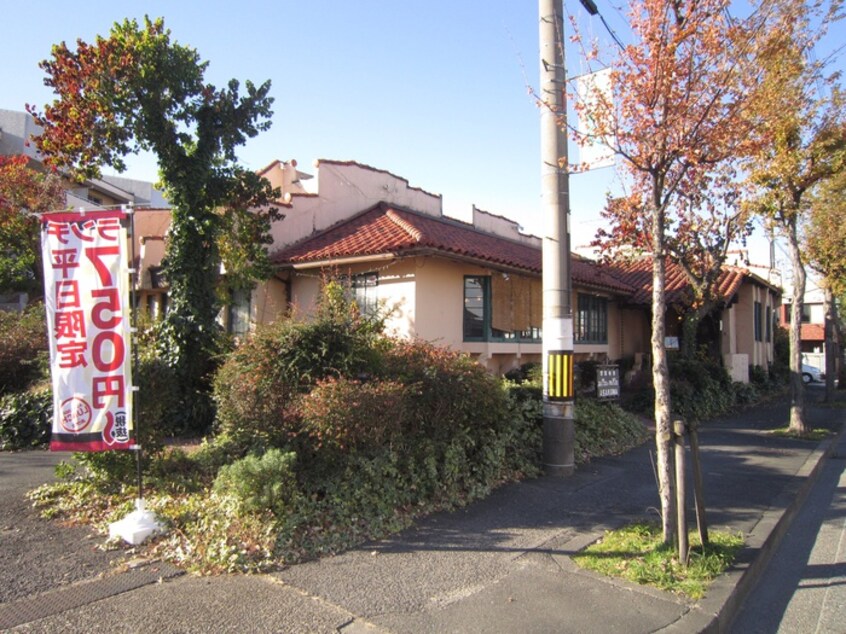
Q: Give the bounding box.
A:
[2,1,843,266]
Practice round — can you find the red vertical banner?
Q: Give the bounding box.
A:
[41,210,134,451]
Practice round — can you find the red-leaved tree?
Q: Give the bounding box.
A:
[0,155,65,295]
[572,0,764,545]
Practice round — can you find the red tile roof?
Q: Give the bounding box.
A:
[800,323,825,341]
[272,203,634,294]
[608,257,749,306]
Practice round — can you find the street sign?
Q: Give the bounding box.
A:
[596,365,620,401]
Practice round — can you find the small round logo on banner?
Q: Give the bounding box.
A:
[60,397,92,433]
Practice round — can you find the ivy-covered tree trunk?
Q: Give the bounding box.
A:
[680,302,714,360]
[29,17,281,434]
[157,202,222,430]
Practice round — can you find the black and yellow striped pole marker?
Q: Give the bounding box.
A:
[547,350,574,401]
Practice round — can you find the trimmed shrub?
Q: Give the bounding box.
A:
[297,377,407,452]
[0,386,52,450]
[379,339,510,440]
[213,281,385,453]
[574,399,649,463]
[213,449,298,517]
[0,304,49,395]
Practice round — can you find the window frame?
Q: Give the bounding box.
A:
[575,293,608,344]
[463,275,541,343]
[351,271,379,317]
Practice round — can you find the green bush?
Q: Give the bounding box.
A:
[297,377,407,452]
[504,362,542,384]
[0,304,49,395]
[576,360,599,392]
[574,398,649,463]
[379,339,510,440]
[213,281,385,453]
[733,381,760,406]
[213,448,299,517]
[0,386,52,450]
[668,356,734,422]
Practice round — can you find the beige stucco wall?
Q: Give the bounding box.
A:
[618,307,650,359]
[282,255,634,374]
[252,277,288,326]
[266,161,445,250]
[722,281,779,376]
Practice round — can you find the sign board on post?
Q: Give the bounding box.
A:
[596,364,620,401]
[41,210,134,451]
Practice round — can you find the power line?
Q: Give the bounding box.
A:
[598,13,626,51]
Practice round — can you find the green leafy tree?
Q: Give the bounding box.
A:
[0,155,65,295]
[742,0,846,434]
[806,169,846,400]
[28,17,282,431]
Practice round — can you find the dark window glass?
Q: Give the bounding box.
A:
[464,276,485,339]
[352,272,379,316]
[576,294,608,344]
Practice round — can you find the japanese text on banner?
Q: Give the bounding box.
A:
[41,210,133,452]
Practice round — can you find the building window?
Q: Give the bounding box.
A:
[228,288,251,336]
[351,272,379,316]
[464,276,486,340]
[766,305,772,342]
[784,303,812,323]
[754,301,764,342]
[576,294,608,344]
[463,275,540,343]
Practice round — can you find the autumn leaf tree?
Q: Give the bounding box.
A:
[573,0,764,546]
[743,0,846,434]
[595,187,752,360]
[0,155,65,296]
[29,17,281,431]
[806,168,846,400]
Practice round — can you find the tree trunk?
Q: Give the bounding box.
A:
[824,285,837,402]
[786,221,808,434]
[680,302,713,360]
[673,419,688,564]
[680,311,698,359]
[651,203,675,546]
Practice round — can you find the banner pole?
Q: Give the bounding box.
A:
[108,205,163,545]
[127,204,143,502]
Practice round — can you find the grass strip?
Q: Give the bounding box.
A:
[572,521,743,599]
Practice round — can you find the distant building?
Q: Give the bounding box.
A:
[0,108,168,212]
[0,108,169,308]
[779,284,833,374]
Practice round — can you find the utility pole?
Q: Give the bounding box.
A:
[539,0,575,476]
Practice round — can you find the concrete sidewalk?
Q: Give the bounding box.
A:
[2,391,844,633]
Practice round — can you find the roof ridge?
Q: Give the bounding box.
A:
[385,208,424,243]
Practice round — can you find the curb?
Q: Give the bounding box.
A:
[658,423,846,633]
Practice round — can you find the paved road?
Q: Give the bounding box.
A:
[730,413,846,633]
[2,391,843,632]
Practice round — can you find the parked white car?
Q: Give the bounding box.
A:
[801,364,824,384]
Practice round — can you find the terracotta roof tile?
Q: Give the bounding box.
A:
[800,323,825,341]
[272,203,634,294]
[607,257,747,306]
